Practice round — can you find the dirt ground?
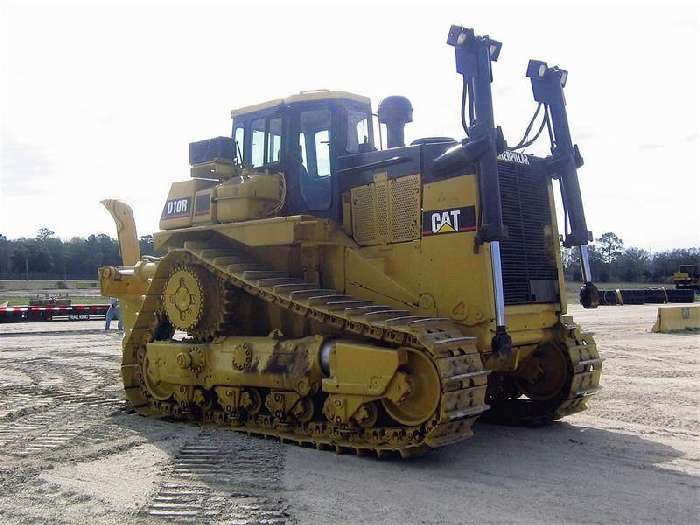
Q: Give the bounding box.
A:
[0,304,697,524]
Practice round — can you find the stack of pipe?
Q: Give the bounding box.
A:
[595,288,695,306]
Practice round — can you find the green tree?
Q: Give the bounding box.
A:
[139,234,155,256]
[613,247,650,282]
[596,232,624,264]
[587,245,608,282]
[36,228,55,241]
[560,246,580,281]
[0,234,11,274]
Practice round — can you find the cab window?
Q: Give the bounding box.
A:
[233,125,245,163]
[297,108,332,210]
[299,109,332,178]
[251,118,265,167]
[299,133,309,169]
[314,129,331,177]
[267,117,282,164]
[346,108,370,153]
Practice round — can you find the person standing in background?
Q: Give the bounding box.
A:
[105,297,123,331]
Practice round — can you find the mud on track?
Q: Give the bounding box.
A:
[0,305,698,524]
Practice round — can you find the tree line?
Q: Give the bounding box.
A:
[0,228,697,283]
[0,229,155,280]
[562,232,699,283]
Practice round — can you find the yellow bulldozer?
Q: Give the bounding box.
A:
[100,26,602,457]
[672,265,700,291]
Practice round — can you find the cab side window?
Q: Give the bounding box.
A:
[233,125,245,164]
[251,118,265,168]
[314,129,331,177]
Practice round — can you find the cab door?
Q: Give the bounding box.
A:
[284,104,336,215]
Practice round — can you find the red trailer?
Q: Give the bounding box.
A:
[0,304,110,323]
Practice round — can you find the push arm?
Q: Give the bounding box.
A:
[526,61,598,308]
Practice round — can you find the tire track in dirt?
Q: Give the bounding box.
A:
[0,395,129,455]
[146,429,290,524]
[0,330,127,455]
[0,366,125,421]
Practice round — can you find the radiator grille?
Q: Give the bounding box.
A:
[375,181,389,240]
[390,175,421,242]
[497,160,559,305]
[350,185,378,245]
[351,174,421,246]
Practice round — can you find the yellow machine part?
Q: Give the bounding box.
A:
[159,172,285,231]
[652,305,700,333]
[101,200,140,266]
[144,336,324,392]
[214,173,285,223]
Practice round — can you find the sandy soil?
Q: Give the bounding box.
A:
[0,305,697,524]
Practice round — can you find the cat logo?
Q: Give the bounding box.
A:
[422,206,476,236]
[432,210,461,233]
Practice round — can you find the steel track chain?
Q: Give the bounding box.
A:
[120,243,490,457]
[483,320,603,426]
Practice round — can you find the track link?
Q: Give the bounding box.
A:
[120,244,490,457]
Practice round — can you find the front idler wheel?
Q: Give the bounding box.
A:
[381,348,441,427]
[515,343,569,401]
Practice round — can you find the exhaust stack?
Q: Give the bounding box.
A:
[378,96,413,148]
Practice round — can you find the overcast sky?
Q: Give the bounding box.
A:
[1,0,698,251]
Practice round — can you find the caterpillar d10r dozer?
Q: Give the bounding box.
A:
[100,26,602,457]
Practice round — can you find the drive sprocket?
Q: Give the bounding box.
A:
[163,264,234,340]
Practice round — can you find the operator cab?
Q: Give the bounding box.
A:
[230,90,374,216]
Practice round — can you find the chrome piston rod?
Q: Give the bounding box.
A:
[579,244,593,283]
[490,241,506,327]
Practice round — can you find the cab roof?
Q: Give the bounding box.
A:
[230,90,370,119]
